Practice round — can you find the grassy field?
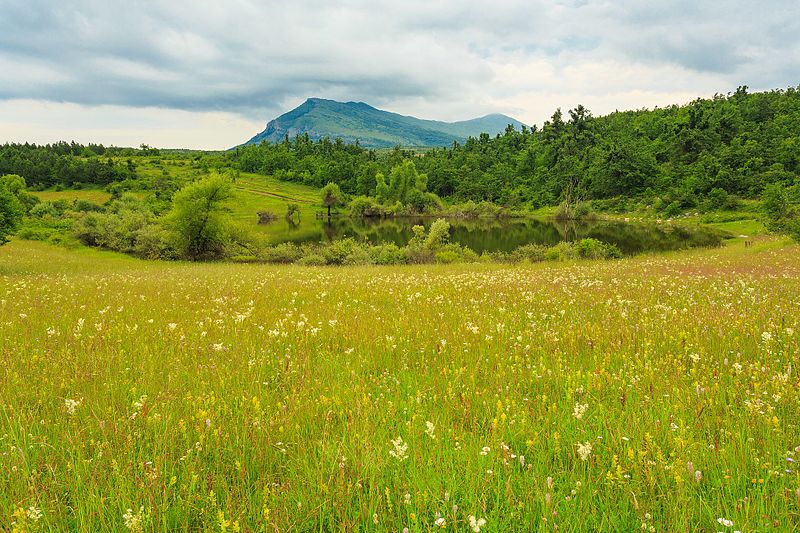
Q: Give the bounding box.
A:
[127,156,327,242]
[227,173,325,244]
[1,239,799,531]
[31,189,113,204]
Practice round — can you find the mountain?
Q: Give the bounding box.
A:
[242,98,525,148]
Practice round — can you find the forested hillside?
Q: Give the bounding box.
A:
[234,86,800,211]
[2,87,799,216]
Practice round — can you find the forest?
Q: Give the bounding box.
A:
[3,87,799,211]
[231,86,800,212]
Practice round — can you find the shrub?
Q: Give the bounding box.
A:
[0,184,24,244]
[322,238,363,265]
[73,199,105,213]
[30,200,70,219]
[435,244,478,264]
[553,202,574,221]
[509,243,548,262]
[73,212,108,247]
[259,242,303,263]
[133,224,175,259]
[424,219,451,250]
[435,250,461,264]
[297,253,327,266]
[545,241,576,261]
[573,202,594,219]
[662,201,683,218]
[348,196,387,218]
[407,190,443,213]
[368,243,406,265]
[575,238,622,259]
[342,246,371,265]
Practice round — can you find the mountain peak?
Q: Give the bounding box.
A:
[242,99,525,148]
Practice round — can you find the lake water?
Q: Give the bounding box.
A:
[257,216,726,255]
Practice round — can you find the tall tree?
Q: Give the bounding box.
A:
[321,182,343,219]
[166,175,233,260]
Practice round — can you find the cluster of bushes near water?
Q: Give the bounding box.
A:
[251,223,621,266]
[14,174,623,264]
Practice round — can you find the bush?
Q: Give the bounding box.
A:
[509,243,548,262]
[553,202,574,220]
[348,196,388,218]
[435,244,478,264]
[575,238,622,259]
[662,201,683,218]
[573,202,595,219]
[342,246,371,266]
[435,249,461,264]
[424,219,450,250]
[297,253,327,266]
[29,200,70,219]
[407,190,443,213]
[133,224,175,259]
[545,241,576,261]
[259,242,303,263]
[368,243,406,265]
[544,239,622,261]
[73,199,105,213]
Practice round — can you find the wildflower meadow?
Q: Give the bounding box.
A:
[1,239,799,531]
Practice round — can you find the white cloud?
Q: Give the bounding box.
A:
[0,100,262,150]
[0,0,797,148]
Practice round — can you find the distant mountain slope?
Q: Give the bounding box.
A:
[242,98,525,148]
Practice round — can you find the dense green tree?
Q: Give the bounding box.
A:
[321,182,343,218]
[0,182,23,245]
[166,175,233,260]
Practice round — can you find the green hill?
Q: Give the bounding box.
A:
[242,98,524,148]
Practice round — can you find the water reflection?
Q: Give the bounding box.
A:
[257,216,725,255]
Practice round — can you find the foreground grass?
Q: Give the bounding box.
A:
[1,240,799,531]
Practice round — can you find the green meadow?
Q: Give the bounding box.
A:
[1,238,798,531]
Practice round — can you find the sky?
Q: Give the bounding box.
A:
[0,0,798,150]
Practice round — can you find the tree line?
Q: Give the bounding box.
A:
[232,86,800,213]
[0,143,138,188]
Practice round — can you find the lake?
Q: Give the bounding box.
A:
[255,216,727,255]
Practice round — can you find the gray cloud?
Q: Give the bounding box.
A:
[0,0,798,148]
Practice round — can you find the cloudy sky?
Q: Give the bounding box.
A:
[1,0,798,149]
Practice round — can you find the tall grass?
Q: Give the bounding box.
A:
[1,239,799,531]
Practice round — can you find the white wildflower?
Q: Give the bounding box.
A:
[123,506,145,532]
[64,398,82,415]
[389,436,409,461]
[425,421,436,440]
[573,402,588,419]
[577,441,592,461]
[469,515,487,532]
[26,506,42,521]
